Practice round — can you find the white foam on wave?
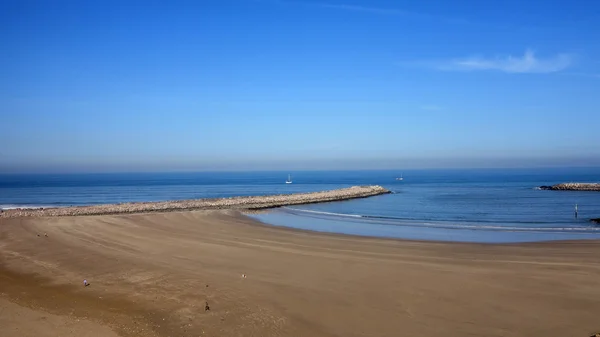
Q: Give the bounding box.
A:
[282,207,362,218]
[0,204,63,210]
[418,222,600,232]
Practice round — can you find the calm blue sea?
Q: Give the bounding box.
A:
[2,168,600,243]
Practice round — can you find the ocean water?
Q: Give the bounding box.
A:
[1,168,600,243]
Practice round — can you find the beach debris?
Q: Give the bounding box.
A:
[83,279,89,287]
[37,234,40,237]
[241,273,247,279]
[204,301,210,311]
[589,333,600,337]
[44,232,48,237]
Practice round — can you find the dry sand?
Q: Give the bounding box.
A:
[1,211,600,337]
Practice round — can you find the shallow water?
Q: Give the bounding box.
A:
[2,168,599,242]
[249,207,600,243]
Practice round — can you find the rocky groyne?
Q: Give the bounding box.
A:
[591,218,600,225]
[0,185,390,218]
[539,183,600,191]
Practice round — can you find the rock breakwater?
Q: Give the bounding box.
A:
[539,183,600,191]
[0,185,390,218]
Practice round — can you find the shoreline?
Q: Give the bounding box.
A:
[0,185,390,218]
[242,211,594,246]
[245,210,600,244]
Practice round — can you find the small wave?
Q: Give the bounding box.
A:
[416,222,600,232]
[281,207,362,218]
[284,207,573,225]
[0,204,65,210]
[281,207,600,233]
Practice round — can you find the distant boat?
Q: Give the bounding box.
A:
[286,174,293,184]
[396,173,403,181]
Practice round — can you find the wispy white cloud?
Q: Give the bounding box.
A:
[312,2,426,18]
[430,49,573,74]
[419,105,443,111]
[562,72,600,79]
[256,0,467,24]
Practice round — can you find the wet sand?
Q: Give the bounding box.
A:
[1,211,600,337]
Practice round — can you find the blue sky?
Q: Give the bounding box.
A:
[1,0,599,172]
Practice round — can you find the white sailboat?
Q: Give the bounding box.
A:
[285,174,293,184]
[396,173,403,181]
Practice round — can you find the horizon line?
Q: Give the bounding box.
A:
[1,166,599,175]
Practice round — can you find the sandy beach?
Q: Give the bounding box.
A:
[2,210,600,337]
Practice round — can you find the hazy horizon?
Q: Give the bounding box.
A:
[1,156,599,174]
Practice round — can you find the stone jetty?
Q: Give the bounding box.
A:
[539,183,600,191]
[0,185,390,218]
